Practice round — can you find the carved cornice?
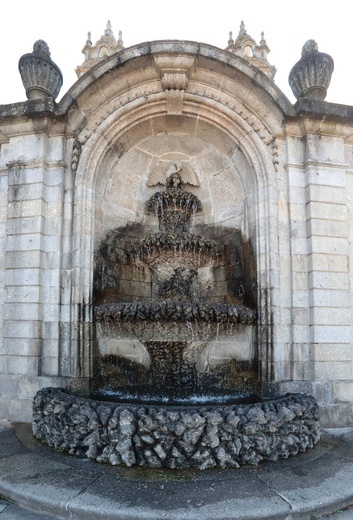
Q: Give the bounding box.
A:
[6,159,67,170]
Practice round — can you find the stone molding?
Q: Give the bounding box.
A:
[154,56,196,115]
[71,139,82,172]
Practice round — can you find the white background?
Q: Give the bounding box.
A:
[2,0,352,106]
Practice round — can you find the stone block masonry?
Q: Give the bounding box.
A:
[0,39,352,427]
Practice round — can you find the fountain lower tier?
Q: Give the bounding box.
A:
[95,300,255,346]
[33,388,320,470]
[95,300,255,325]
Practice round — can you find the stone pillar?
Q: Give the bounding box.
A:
[0,132,67,420]
[0,151,9,417]
[285,135,312,383]
[281,129,352,424]
[280,129,353,418]
[304,134,352,423]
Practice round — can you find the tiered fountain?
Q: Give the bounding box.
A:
[93,171,255,402]
[33,171,320,469]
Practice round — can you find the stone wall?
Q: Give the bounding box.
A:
[0,42,352,425]
[278,100,353,426]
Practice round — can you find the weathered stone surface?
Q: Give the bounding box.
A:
[33,388,320,470]
[95,300,255,324]
[289,40,334,100]
[0,39,352,428]
[18,40,63,100]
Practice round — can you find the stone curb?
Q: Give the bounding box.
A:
[1,425,353,519]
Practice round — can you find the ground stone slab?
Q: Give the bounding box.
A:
[32,387,320,470]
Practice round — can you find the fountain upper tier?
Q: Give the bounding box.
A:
[95,171,255,326]
[145,171,202,234]
[128,173,222,284]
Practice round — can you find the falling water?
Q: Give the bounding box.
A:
[94,171,256,401]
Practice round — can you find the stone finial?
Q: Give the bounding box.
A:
[33,40,51,56]
[105,20,113,36]
[302,39,318,56]
[18,40,63,100]
[76,20,124,77]
[226,22,276,80]
[239,20,246,35]
[289,40,334,100]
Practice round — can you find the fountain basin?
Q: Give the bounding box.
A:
[127,233,222,268]
[95,300,255,325]
[33,387,320,470]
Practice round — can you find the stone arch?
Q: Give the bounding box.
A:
[60,41,293,390]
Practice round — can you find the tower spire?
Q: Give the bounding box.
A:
[76,20,124,77]
[226,21,276,80]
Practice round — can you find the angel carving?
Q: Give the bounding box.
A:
[147,160,199,187]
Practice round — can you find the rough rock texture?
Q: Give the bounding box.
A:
[95,300,255,324]
[33,388,320,470]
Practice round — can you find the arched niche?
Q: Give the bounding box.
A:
[90,123,261,396]
[94,123,256,237]
[63,42,291,393]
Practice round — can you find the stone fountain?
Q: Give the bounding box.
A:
[93,171,255,401]
[33,170,320,469]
